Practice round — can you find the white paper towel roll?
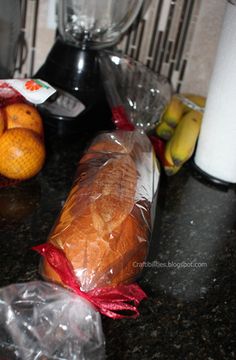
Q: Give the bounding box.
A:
[194,1,236,184]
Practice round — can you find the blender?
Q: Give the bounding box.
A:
[36,0,143,135]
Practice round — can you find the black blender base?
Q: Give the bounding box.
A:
[42,97,114,137]
[36,88,114,137]
[34,38,114,136]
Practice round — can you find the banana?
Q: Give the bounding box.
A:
[156,120,175,140]
[180,93,206,113]
[183,94,206,107]
[164,138,181,176]
[170,110,203,166]
[164,139,174,166]
[161,96,185,128]
[164,163,182,176]
[156,93,205,171]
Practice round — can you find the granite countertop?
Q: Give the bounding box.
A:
[0,130,235,360]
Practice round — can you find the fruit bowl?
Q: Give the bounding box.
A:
[107,52,172,133]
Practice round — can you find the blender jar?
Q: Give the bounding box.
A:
[57,0,143,49]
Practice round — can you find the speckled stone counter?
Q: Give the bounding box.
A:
[0,132,235,360]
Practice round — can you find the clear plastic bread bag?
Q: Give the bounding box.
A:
[0,129,159,358]
[38,130,160,292]
[0,281,105,360]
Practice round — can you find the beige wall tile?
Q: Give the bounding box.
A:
[181,0,227,96]
[34,0,56,74]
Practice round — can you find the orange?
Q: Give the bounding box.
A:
[0,109,5,137]
[0,128,46,180]
[4,102,43,137]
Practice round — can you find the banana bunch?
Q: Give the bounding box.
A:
[155,93,206,175]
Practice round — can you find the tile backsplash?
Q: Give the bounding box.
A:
[16,0,226,96]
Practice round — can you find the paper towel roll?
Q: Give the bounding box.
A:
[194,1,236,184]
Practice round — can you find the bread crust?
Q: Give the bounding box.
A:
[42,131,153,291]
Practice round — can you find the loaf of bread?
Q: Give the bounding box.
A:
[41,130,159,292]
